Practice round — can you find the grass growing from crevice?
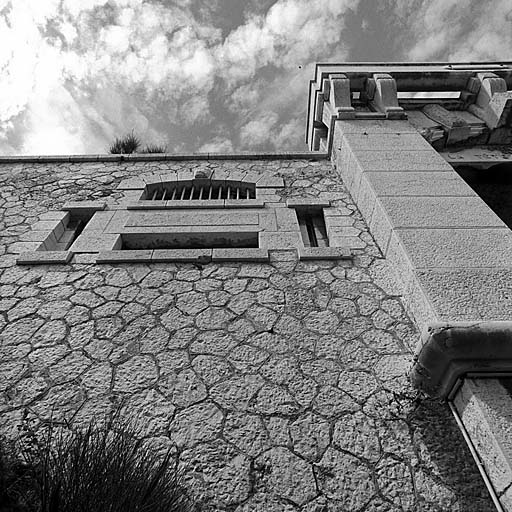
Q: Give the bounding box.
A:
[109,132,141,154]
[141,144,167,154]
[108,132,168,154]
[0,419,195,512]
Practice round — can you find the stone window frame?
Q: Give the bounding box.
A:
[16,171,354,265]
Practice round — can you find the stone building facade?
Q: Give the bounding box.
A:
[1,61,512,510]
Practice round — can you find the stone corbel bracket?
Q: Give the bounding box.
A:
[468,72,512,130]
[310,74,356,152]
[367,73,406,120]
[411,321,512,400]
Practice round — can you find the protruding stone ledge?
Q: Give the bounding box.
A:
[0,152,328,164]
[151,249,212,263]
[411,321,512,399]
[17,251,73,265]
[96,250,154,263]
[298,247,352,260]
[126,199,266,210]
[286,199,331,208]
[212,248,269,262]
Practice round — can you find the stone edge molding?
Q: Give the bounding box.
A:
[0,152,328,164]
[411,321,512,399]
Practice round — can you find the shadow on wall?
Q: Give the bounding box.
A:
[408,398,494,511]
[457,163,512,229]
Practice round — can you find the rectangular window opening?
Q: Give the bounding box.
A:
[121,232,259,250]
[295,208,329,248]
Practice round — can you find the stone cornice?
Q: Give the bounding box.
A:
[0,152,328,164]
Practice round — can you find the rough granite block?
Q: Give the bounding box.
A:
[256,176,285,188]
[151,249,212,263]
[104,210,130,233]
[176,170,195,182]
[329,235,366,249]
[31,220,65,235]
[363,171,477,197]
[349,150,453,172]
[120,190,143,202]
[141,173,162,184]
[378,196,506,229]
[20,230,55,244]
[211,169,231,182]
[81,211,115,232]
[17,251,72,265]
[368,198,394,252]
[159,172,178,184]
[336,119,417,134]
[324,216,353,229]
[396,227,512,269]
[298,247,352,260]
[127,201,168,210]
[342,132,433,151]
[126,210,259,227]
[286,199,331,208]
[96,250,154,263]
[225,199,265,208]
[258,194,282,203]
[10,241,44,254]
[69,234,122,253]
[38,210,70,222]
[117,178,146,190]
[212,248,270,262]
[275,208,299,231]
[259,211,278,231]
[416,268,512,322]
[62,201,107,212]
[259,232,302,249]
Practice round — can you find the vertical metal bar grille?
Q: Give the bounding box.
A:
[145,181,256,200]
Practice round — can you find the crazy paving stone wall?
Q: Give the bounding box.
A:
[0,158,492,511]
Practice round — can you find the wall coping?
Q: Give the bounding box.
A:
[0,152,328,164]
[411,321,512,399]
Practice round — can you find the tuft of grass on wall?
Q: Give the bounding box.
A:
[0,419,195,512]
[109,132,141,154]
[141,144,168,154]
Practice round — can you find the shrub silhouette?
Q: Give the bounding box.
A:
[1,420,195,512]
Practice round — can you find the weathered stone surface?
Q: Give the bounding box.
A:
[169,402,223,446]
[256,447,317,505]
[113,355,158,392]
[0,157,491,511]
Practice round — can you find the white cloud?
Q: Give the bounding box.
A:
[199,137,234,153]
[395,0,512,61]
[240,112,279,148]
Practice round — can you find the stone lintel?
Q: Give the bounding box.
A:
[211,248,270,262]
[411,321,512,399]
[17,251,73,265]
[151,249,212,263]
[298,247,352,260]
[286,199,331,209]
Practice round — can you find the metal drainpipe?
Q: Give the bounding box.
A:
[448,400,505,512]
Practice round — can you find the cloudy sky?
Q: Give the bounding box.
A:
[1,0,511,155]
